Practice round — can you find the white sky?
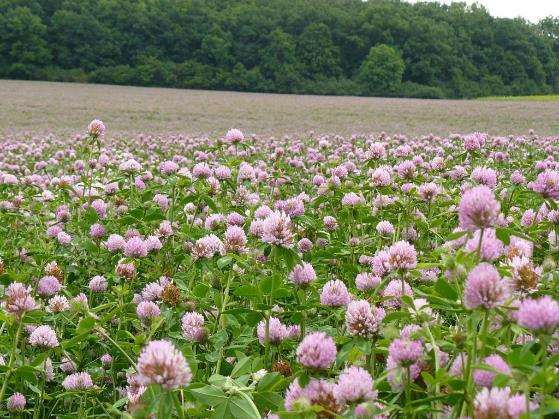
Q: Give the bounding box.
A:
[405,0,559,22]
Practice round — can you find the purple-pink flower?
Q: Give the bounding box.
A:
[137,340,191,389]
[29,325,59,348]
[62,372,94,390]
[181,312,206,343]
[320,279,350,307]
[7,393,26,411]
[333,366,376,405]
[463,263,509,310]
[515,296,559,332]
[345,300,385,337]
[289,262,316,286]
[387,241,417,270]
[458,185,500,231]
[296,332,337,370]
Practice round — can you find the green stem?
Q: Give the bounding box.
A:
[463,315,481,416]
[217,271,233,330]
[405,366,412,418]
[33,370,46,419]
[98,328,137,370]
[475,228,485,261]
[0,320,23,405]
[369,340,376,377]
[300,289,307,338]
[172,391,185,419]
[478,311,489,357]
[425,324,440,419]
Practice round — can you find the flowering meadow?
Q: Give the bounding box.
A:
[1,122,559,418]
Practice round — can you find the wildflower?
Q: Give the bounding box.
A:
[181,312,206,343]
[62,372,94,390]
[341,192,365,206]
[137,340,192,389]
[87,119,105,137]
[515,296,559,333]
[463,132,486,151]
[101,354,112,368]
[226,128,244,144]
[57,231,72,245]
[106,234,126,252]
[370,167,391,186]
[91,199,108,218]
[87,275,107,293]
[473,354,510,387]
[529,170,559,199]
[323,215,337,230]
[124,236,148,258]
[46,295,70,313]
[224,225,247,253]
[289,262,316,286]
[382,279,413,308]
[159,160,179,175]
[345,300,385,337]
[507,236,533,259]
[320,279,350,307]
[60,356,77,373]
[371,250,390,276]
[388,338,424,366]
[191,234,225,259]
[140,281,163,303]
[471,167,498,188]
[355,272,381,291]
[29,325,59,348]
[376,220,395,236]
[7,393,26,411]
[296,332,337,370]
[261,211,294,248]
[333,366,376,405]
[458,186,500,231]
[71,293,89,310]
[508,256,541,290]
[418,182,440,201]
[136,301,161,320]
[464,229,504,261]
[159,220,173,237]
[257,317,288,345]
[89,223,106,239]
[161,283,181,306]
[192,162,212,178]
[474,387,537,419]
[37,275,61,296]
[116,260,136,279]
[2,282,37,318]
[387,241,417,270]
[145,235,163,252]
[297,238,313,253]
[153,193,169,211]
[119,159,142,173]
[463,263,509,310]
[285,378,339,413]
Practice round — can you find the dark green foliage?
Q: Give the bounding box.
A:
[1,0,559,98]
[358,44,404,95]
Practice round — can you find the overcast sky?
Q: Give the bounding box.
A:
[405,0,559,22]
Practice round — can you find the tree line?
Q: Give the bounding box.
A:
[2,0,559,98]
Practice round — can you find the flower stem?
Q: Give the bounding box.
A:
[172,391,185,419]
[0,320,23,405]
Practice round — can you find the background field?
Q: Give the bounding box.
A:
[2,80,559,137]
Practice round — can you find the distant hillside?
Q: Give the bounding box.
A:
[2,0,559,98]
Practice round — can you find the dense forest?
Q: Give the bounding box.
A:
[2,0,559,98]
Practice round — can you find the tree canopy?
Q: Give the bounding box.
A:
[1,0,558,98]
